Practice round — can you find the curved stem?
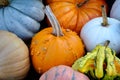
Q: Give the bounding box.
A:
[0,0,9,7]
[44,5,64,36]
[77,0,89,8]
[101,5,109,26]
[104,40,110,48]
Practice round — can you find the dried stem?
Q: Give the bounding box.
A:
[101,5,109,26]
[0,0,9,7]
[44,6,64,36]
[77,0,89,8]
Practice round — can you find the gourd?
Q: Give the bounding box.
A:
[110,0,120,21]
[72,41,120,80]
[46,0,108,33]
[0,0,45,40]
[0,30,30,80]
[80,5,120,54]
[39,65,90,80]
[30,6,85,73]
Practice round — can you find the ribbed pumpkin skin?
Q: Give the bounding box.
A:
[30,27,85,73]
[46,0,107,33]
[0,30,30,80]
[39,65,90,80]
[0,0,45,40]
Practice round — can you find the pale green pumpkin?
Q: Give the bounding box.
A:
[0,30,30,80]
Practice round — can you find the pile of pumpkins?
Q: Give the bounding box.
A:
[0,0,120,80]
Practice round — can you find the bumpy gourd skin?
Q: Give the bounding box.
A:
[30,5,85,74]
[30,27,85,73]
[72,43,120,80]
[95,46,105,79]
[0,0,45,40]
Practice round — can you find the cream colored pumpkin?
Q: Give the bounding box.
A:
[80,6,120,54]
[0,30,30,80]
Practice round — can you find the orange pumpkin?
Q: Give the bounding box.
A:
[30,6,85,73]
[46,0,108,33]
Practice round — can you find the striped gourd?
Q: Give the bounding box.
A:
[39,65,89,80]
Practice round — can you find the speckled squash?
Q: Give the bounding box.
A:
[30,6,85,73]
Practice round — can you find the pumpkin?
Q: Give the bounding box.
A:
[30,6,85,74]
[0,0,45,40]
[110,0,120,21]
[39,65,90,80]
[80,5,120,54]
[46,0,108,33]
[0,30,30,80]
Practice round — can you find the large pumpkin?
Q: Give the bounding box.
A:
[0,0,45,40]
[30,6,85,73]
[0,30,30,80]
[39,65,90,80]
[46,0,108,33]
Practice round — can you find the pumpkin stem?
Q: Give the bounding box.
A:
[0,0,9,7]
[44,6,64,36]
[104,40,110,48]
[77,0,89,8]
[101,5,109,26]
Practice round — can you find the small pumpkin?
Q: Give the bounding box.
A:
[0,30,30,80]
[30,6,85,73]
[80,5,120,54]
[46,0,108,33]
[39,65,90,80]
[110,0,120,21]
[0,0,45,40]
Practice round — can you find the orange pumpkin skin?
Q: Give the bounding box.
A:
[39,65,90,80]
[30,27,85,73]
[46,0,108,33]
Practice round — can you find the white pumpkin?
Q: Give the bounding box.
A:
[0,30,30,80]
[110,0,120,20]
[80,17,120,54]
[0,0,45,40]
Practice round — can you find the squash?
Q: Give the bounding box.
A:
[39,65,90,80]
[72,41,120,80]
[46,0,108,33]
[0,30,30,80]
[0,0,45,40]
[110,0,120,21]
[30,6,85,73]
[80,5,120,54]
